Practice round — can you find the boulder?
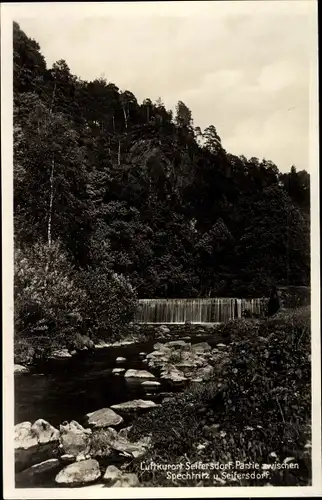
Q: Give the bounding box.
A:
[103,465,122,483]
[86,408,123,429]
[165,340,191,350]
[139,352,146,356]
[111,399,158,412]
[59,420,91,459]
[141,381,161,387]
[60,454,75,463]
[116,356,126,362]
[216,343,227,349]
[15,420,60,473]
[15,458,61,487]
[158,325,170,334]
[191,342,212,353]
[14,364,30,374]
[109,435,151,459]
[112,473,140,487]
[112,368,125,374]
[117,426,133,439]
[55,458,101,486]
[161,370,187,384]
[32,419,60,444]
[49,349,72,359]
[124,369,155,379]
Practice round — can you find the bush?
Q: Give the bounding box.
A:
[76,266,138,341]
[14,241,84,362]
[14,241,139,363]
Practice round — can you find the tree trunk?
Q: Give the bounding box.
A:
[118,139,121,166]
[47,157,54,247]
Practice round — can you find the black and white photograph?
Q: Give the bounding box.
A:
[1,1,321,497]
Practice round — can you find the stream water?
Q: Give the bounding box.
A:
[15,331,225,427]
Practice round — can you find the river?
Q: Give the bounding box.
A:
[15,330,226,427]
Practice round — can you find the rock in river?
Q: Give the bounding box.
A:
[112,368,125,374]
[124,369,155,379]
[86,408,123,429]
[111,399,158,412]
[15,419,60,472]
[116,356,126,362]
[141,380,161,387]
[55,458,101,486]
[16,458,61,487]
[59,420,92,459]
[14,364,30,374]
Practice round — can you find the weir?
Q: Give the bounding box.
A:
[135,298,267,324]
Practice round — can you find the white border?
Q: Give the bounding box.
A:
[1,2,321,498]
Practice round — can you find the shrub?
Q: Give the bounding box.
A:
[14,241,84,362]
[76,266,138,341]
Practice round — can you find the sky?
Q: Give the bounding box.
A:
[10,1,317,173]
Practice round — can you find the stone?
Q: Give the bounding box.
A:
[165,340,191,349]
[124,369,155,379]
[216,343,227,349]
[15,458,61,486]
[111,399,158,412]
[32,419,60,444]
[112,473,140,487]
[86,408,123,428]
[191,342,212,353]
[158,325,170,334]
[49,349,72,359]
[15,420,60,473]
[15,422,38,450]
[60,454,75,463]
[14,364,30,374]
[103,465,122,483]
[95,341,110,349]
[139,352,146,356]
[118,426,133,439]
[59,420,91,458]
[116,356,126,362]
[55,458,101,486]
[141,381,161,387]
[112,368,125,374]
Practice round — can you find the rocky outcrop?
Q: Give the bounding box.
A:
[55,458,101,486]
[86,408,123,429]
[59,421,91,459]
[15,420,60,473]
[111,399,159,412]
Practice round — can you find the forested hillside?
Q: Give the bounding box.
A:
[13,22,310,355]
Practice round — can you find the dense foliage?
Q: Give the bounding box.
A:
[129,308,311,486]
[13,22,310,358]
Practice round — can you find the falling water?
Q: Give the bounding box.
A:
[135,298,267,324]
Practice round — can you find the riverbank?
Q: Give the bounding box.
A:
[14,307,311,487]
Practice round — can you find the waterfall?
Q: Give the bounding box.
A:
[135,298,267,324]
